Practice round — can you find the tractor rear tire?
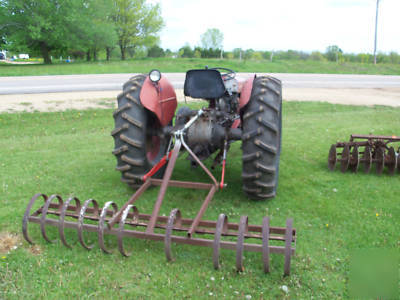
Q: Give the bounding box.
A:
[241,76,282,200]
[112,74,169,188]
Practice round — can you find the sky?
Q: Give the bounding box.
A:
[149,0,400,54]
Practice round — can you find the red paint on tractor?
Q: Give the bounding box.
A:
[231,119,241,129]
[238,75,256,110]
[140,76,177,126]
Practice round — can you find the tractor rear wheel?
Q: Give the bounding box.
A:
[241,76,282,200]
[112,74,169,188]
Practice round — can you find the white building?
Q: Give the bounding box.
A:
[19,54,29,59]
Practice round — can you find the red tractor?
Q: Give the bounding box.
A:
[112,67,282,199]
[23,68,296,275]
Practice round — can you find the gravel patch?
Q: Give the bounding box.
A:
[0,88,399,113]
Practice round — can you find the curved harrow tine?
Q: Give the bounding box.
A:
[22,193,296,275]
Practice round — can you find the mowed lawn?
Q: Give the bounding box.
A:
[0,101,399,299]
[1,57,400,76]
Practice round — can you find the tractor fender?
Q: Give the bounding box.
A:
[238,75,256,110]
[139,76,177,126]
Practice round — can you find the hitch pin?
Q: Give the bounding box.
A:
[220,139,228,190]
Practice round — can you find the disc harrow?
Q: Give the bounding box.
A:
[328,134,400,174]
[23,193,296,275]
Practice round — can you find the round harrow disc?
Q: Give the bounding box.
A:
[340,145,350,173]
[349,145,360,173]
[386,147,397,175]
[213,214,228,270]
[362,145,372,173]
[328,145,337,171]
[261,217,270,273]
[375,147,385,175]
[284,218,293,276]
[236,216,248,272]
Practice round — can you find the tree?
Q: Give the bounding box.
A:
[325,45,343,62]
[82,0,117,61]
[147,45,164,57]
[232,48,243,59]
[200,28,223,50]
[112,0,163,60]
[244,49,254,60]
[0,0,100,64]
[310,51,325,61]
[178,44,193,58]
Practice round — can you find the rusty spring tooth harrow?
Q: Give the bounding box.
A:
[328,134,400,175]
[23,193,296,275]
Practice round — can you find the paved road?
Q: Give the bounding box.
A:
[0,73,399,94]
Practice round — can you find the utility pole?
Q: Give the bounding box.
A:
[373,0,380,65]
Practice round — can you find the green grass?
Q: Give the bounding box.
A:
[1,57,399,76]
[0,102,399,299]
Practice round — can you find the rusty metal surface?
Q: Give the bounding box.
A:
[235,216,248,272]
[187,185,217,237]
[262,217,271,273]
[164,208,181,262]
[340,145,350,173]
[146,140,182,234]
[59,197,81,248]
[78,199,99,250]
[23,193,47,244]
[98,201,117,254]
[349,145,360,173]
[362,145,372,173]
[386,147,397,175]
[118,205,138,257]
[108,179,152,228]
[22,101,296,274]
[375,147,385,175]
[284,218,294,276]
[41,195,63,243]
[212,214,227,270]
[328,145,337,171]
[22,194,296,274]
[329,134,400,175]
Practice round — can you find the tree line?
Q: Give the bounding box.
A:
[146,44,399,65]
[1,2,398,66]
[0,0,163,64]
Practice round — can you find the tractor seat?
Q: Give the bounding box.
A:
[184,69,226,99]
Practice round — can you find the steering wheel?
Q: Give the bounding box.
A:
[209,67,236,80]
